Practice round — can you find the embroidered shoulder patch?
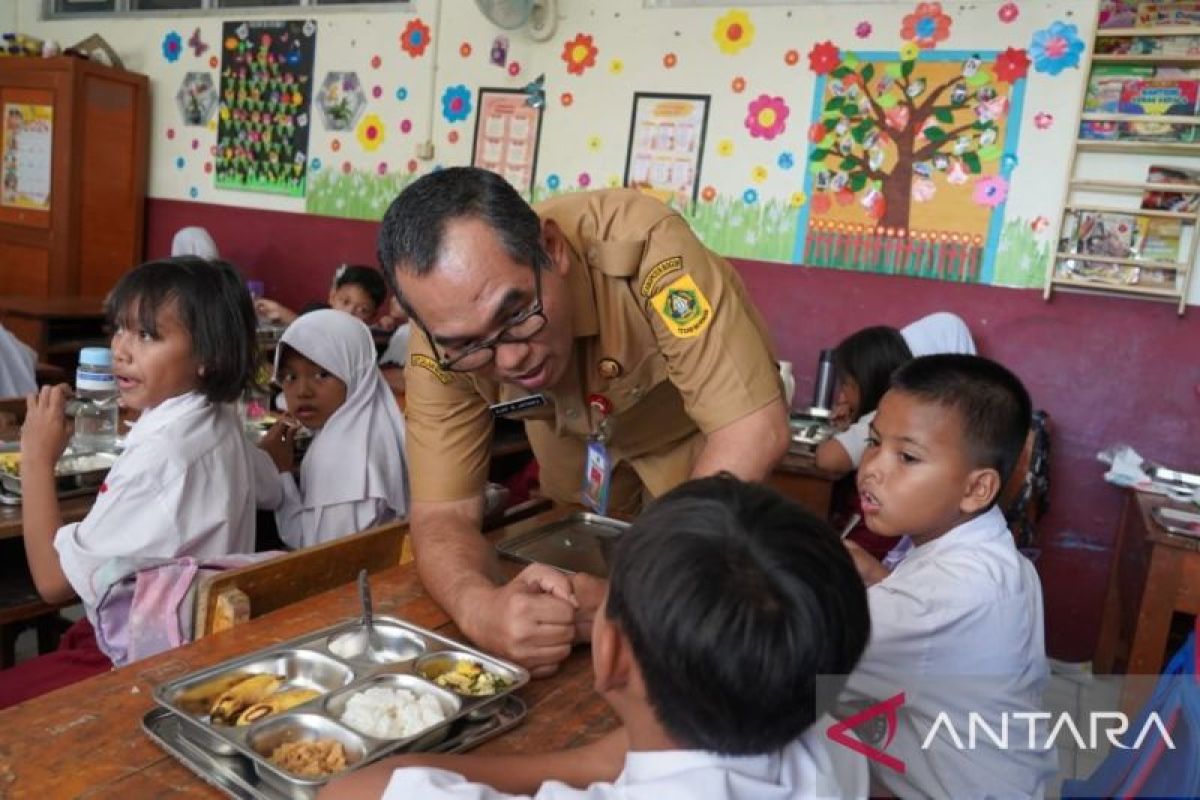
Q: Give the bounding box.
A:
[650,274,713,339]
[410,353,452,385]
[639,256,683,298]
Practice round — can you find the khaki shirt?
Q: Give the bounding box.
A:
[405,189,782,511]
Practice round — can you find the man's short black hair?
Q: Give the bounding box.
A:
[834,326,913,419]
[377,167,549,297]
[333,264,387,309]
[106,257,258,404]
[890,354,1032,487]
[605,475,870,755]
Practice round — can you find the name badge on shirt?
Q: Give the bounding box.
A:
[488,393,548,420]
[581,438,613,515]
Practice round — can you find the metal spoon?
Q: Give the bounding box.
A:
[357,569,383,655]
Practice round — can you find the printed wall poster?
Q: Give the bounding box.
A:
[1,103,53,211]
[624,93,710,209]
[216,19,317,198]
[472,88,543,194]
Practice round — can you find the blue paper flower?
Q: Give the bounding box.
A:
[742,188,759,204]
[162,31,183,63]
[547,174,561,190]
[311,157,322,172]
[777,151,795,170]
[1029,21,1084,76]
[189,186,198,199]
[175,156,186,169]
[396,86,408,102]
[441,84,473,123]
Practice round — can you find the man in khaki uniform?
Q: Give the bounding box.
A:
[379,167,789,674]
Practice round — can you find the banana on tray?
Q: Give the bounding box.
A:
[209,673,285,724]
[235,687,321,725]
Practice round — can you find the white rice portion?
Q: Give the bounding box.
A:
[339,686,447,739]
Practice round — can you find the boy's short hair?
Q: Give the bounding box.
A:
[106,257,258,404]
[333,264,387,309]
[890,354,1032,488]
[605,475,870,755]
[834,326,913,418]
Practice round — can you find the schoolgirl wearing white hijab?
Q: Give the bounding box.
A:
[255,309,408,549]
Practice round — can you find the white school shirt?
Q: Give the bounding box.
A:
[379,727,867,800]
[55,392,256,623]
[0,322,36,397]
[378,323,411,368]
[841,506,1056,799]
[254,310,408,549]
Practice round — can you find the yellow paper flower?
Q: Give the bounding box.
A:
[717,139,734,157]
[790,191,807,208]
[587,135,602,152]
[713,10,755,55]
[607,174,622,188]
[751,165,768,184]
[608,58,624,75]
[900,41,920,61]
[356,113,385,152]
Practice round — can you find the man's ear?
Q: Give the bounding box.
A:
[541,219,571,277]
[961,466,1001,515]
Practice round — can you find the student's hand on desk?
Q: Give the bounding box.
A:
[21,384,72,470]
[259,418,298,473]
[463,563,577,678]
[844,539,889,587]
[569,572,607,643]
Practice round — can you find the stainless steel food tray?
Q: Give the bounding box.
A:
[0,451,118,497]
[143,695,527,800]
[494,511,629,578]
[151,616,529,796]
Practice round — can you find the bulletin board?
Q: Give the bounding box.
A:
[215,19,317,198]
[623,93,710,209]
[471,87,544,195]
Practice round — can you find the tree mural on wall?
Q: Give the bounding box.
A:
[806,41,1025,232]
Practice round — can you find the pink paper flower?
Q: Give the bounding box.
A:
[973,175,1009,208]
[745,95,790,140]
[855,21,873,39]
[999,3,1019,23]
[1034,111,1054,130]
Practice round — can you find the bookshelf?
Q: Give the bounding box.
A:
[1044,6,1200,314]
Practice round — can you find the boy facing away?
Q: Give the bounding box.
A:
[323,475,872,799]
[842,354,1057,798]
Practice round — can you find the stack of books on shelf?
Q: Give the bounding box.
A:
[1082,67,1199,143]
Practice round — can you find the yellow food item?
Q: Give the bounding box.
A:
[430,660,509,696]
[236,687,320,725]
[209,673,284,724]
[0,453,19,477]
[269,739,349,778]
[174,671,255,715]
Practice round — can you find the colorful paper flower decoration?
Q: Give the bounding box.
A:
[808,41,841,75]
[608,58,624,75]
[777,151,795,170]
[441,84,473,123]
[1031,216,1050,233]
[1030,22,1084,75]
[401,19,432,58]
[811,193,832,215]
[790,191,807,208]
[578,172,591,188]
[994,47,1031,83]
[162,31,183,63]
[999,3,1020,23]
[751,165,768,184]
[663,53,677,69]
[731,76,747,93]
[717,138,734,157]
[561,33,598,75]
[701,185,717,202]
[547,174,561,190]
[972,175,1009,208]
[1034,112,1054,130]
[856,21,873,39]
[713,10,755,55]
[899,42,921,62]
[901,2,952,50]
[745,95,789,141]
[784,49,799,66]
[742,188,759,204]
[356,114,385,152]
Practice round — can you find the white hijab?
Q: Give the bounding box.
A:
[171,227,219,259]
[900,312,976,357]
[276,310,408,514]
[0,323,36,397]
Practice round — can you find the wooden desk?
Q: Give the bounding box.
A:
[0,492,93,541]
[0,511,614,795]
[1095,491,1200,709]
[0,296,108,365]
[770,453,841,519]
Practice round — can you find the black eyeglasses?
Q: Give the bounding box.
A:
[419,266,547,372]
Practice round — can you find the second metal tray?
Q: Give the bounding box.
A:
[495,511,629,578]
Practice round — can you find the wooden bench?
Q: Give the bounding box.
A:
[193,520,406,637]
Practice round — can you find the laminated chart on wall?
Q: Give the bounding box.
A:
[472,88,543,195]
[624,93,710,209]
[215,20,316,198]
[1,104,52,211]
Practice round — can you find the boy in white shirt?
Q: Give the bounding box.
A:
[841,354,1056,798]
[323,476,872,800]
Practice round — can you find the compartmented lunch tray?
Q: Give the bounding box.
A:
[494,511,629,578]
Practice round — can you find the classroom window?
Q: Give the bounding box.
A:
[46,0,408,16]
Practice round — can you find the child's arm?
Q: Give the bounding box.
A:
[320,727,628,799]
[254,297,298,325]
[844,540,889,587]
[20,385,74,603]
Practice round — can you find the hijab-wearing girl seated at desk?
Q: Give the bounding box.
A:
[1,257,262,708]
[255,309,409,549]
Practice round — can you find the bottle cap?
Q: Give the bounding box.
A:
[79,347,112,367]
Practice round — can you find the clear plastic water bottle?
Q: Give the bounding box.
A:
[71,347,118,452]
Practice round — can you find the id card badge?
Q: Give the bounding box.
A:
[581,437,613,515]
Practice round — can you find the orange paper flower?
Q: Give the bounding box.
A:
[561,33,598,76]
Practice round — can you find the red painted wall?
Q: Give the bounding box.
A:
[147,198,1200,662]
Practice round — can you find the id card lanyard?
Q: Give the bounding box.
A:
[581,393,614,514]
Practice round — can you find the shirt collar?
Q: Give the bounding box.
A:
[563,243,599,339]
[124,391,209,449]
[907,505,1010,559]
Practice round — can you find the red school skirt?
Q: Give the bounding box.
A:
[0,618,112,710]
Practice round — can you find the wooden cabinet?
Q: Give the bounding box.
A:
[0,57,149,298]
